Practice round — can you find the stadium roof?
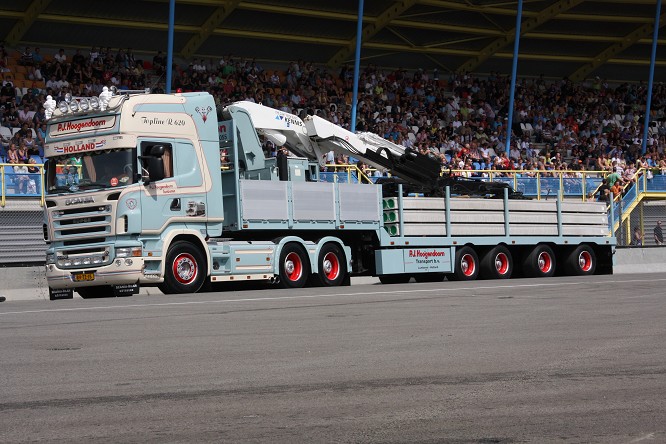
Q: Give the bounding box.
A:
[1,0,665,83]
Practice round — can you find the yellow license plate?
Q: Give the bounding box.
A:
[73,273,95,282]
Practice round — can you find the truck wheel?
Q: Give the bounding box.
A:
[523,244,556,278]
[314,244,347,286]
[279,243,310,288]
[77,286,114,299]
[159,241,206,294]
[449,246,479,281]
[414,273,445,283]
[378,274,411,284]
[564,245,596,276]
[480,246,513,280]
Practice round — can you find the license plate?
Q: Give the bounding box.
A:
[73,272,95,282]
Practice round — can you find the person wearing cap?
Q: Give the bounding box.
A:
[654,221,663,246]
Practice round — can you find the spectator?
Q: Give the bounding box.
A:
[14,161,30,194]
[0,77,15,105]
[654,220,663,245]
[18,104,35,128]
[632,227,644,246]
[19,46,34,66]
[26,157,39,194]
[36,122,47,148]
[6,142,19,164]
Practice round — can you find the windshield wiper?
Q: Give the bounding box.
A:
[48,186,75,194]
[77,181,108,190]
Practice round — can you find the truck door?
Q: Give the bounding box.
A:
[139,139,208,233]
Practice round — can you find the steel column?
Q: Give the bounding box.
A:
[504,0,523,154]
[642,0,662,155]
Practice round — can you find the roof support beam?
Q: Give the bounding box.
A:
[4,0,52,45]
[457,0,584,73]
[327,0,417,67]
[180,0,242,59]
[569,12,666,82]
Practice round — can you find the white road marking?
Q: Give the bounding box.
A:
[1,277,666,316]
[628,433,655,443]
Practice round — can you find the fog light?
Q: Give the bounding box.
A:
[83,257,91,265]
[125,259,133,266]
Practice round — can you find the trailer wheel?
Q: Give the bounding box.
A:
[314,243,347,286]
[449,246,479,281]
[159,241,206,294]
[564,245,596,276]
[378,274,411,284]
[414,273,446,283]
[523,244,556,278]
[279,243,310,288]
[77,286,114,299]
[480,246,513,280]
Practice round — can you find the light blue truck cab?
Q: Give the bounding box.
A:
[42,91,614,300]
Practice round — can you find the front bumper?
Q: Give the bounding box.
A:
[46,257,148,289]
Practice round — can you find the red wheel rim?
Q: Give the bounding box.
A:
[578,251,592,272]
[173,253,198,284]
[284,252,303,282]
[461,253,476,276]
[323,252,340,281]
[537,251,552,273]
[495,252,509,275]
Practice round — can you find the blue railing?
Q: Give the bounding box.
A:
[1,162,44,206]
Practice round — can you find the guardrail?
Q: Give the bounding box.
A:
[4,162,666,206]
[319,166,666,201]
[1,162,45,207]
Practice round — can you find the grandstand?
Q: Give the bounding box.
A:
[2,1,666,264]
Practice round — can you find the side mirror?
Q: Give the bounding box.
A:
[147,157,165,182]
[150,145,166,157]
[139,144,167,184]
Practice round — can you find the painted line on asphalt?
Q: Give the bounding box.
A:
[1,277,665,316]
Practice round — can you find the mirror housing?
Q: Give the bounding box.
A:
[140,144,168,184]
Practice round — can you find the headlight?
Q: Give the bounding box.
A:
[90,97,100,109]
[46,253,56,264]
[58,101,69,113]
[69,101,79,112]
[79,99,89,111]
[116,247,142,258]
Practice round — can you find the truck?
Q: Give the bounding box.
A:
[42,90,615,300]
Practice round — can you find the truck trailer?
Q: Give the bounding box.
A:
[41,90,614,299]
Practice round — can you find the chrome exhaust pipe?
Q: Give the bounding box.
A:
[269,276,280,284]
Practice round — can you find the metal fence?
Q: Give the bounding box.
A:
[615,199,666,247]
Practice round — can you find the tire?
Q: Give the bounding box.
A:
[449,246,479,281]
[314,243,347,287]
[76,286,114,299]
[159,241,207,294]
[523,244,556,278]
[480,246,513,280]
[564,245,596,276]
[414,273,446,283]
[279,243,310,288]
[378,274,411,284]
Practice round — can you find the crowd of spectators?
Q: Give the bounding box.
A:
[2,44,666,198]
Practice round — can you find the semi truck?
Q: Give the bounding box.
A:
[42,90,615,300]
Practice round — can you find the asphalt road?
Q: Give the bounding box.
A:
[1,274,665,443]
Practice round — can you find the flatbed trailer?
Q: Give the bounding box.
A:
[40,91,614,300]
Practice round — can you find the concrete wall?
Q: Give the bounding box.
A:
[1,248,664,302]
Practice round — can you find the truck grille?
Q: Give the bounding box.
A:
[49,201,116,269]
[51,203,115,241]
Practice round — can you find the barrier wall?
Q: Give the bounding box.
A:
[1,248,664,302]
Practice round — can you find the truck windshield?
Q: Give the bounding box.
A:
[45,148,137,194]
